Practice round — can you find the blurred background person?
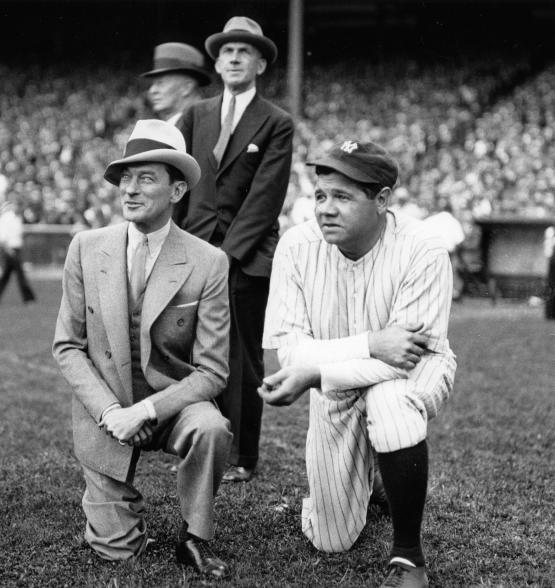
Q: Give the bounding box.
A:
[142,42,212,126]
[423,198,466,300]
[0,195,36,304]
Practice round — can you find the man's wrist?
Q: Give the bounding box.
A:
[136,399,158,425]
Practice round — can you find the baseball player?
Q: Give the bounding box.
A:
[260,140,457,588]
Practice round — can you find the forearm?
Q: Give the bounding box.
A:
[148,369,225,423]
[277,332,370,367]
[319,358,407,393]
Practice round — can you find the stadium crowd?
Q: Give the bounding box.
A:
[1,55,554,231]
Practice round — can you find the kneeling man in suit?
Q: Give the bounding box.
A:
[53,119,232,578]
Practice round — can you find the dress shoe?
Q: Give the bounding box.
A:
[175,534,228,579]
[379,560,429,588]
[222,465,253,482]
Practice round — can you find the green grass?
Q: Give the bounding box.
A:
[1,278,554,587]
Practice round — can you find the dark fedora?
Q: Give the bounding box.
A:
[141,42,212,86]
[205,16,277,64]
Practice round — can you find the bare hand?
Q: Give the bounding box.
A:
[258,365,320,406]
[99,405,149,443]
[129,422,154,448]
[368,323,429,369]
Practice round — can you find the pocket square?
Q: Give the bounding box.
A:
[170,300,199,309]
[246,143,259,153]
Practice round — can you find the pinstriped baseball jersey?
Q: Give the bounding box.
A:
[263,210,457,552]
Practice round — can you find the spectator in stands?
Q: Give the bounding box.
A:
[0,196,36,304]
[141,43,212,127]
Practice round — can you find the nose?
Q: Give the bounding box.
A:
[123,176,139,195]
[318,198,338,216]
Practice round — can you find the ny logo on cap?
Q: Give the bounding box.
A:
[340,140,358,154]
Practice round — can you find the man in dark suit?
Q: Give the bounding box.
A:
[53,119,232,578]
[142,42,212,127]
[177,16,294,482]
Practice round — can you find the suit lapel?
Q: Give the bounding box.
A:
[96,223,133,402]
[203,96,223,171]
[218,94,269,175]
[141,223,194,370]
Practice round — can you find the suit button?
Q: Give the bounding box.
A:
[87,306,94,313]
[105,351,112,359]
[177,318,185,327]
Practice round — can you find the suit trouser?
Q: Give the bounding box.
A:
[216,264,269,469]
[81,401,232,561]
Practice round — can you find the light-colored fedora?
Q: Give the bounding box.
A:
[205,16,277,64]
[141,42,212,86]
[104,119,201,188]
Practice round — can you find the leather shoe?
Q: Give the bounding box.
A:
[175,535,229,579]
[379,561,429,588]
[222,465,253,482]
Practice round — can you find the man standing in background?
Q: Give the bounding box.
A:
[0,196,36,305]
[177,16,294,482]
[142,42,212,127]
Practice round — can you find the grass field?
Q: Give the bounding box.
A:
[1,276,554,587]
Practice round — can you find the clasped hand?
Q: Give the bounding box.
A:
[99,405,153,447]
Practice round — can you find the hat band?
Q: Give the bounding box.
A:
[153,57,198,70]
[124,138,176,157]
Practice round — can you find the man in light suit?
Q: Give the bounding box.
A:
[178,17,294,482]
[53,120,232,579]
[142,42,212,126]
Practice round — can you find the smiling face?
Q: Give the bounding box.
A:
[119,163,186,233]
[315,171,390,260]
[147,73,196,120]
[215,42,266,93]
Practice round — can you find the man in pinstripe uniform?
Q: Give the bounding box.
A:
[260,140,456,588]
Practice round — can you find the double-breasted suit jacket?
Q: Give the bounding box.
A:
[178,93,294,277]
[53,221,230,482]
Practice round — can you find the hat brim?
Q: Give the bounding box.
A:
[307,156,382,185]
[205,31,277,63]
[140,66,212,86]
[104,149,201,188]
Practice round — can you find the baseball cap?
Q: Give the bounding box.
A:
[307,140,398,188]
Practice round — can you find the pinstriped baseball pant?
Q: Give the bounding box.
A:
[301,382,432,553]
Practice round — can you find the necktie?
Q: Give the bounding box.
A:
[213,95,236,168]
[129,234,148,307]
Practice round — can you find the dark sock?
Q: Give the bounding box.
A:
[377,440,428,567]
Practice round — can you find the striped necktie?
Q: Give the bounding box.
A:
[213,95,236,168]
[129,234,148,306]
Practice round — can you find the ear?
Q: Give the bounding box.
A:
[376,187,391,213]
[256,58,267,76]
[214,58,223,76]
[170,181,188,204]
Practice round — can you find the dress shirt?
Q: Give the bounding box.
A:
[0,208,24,249]
[221,87,256,132]
[166,112,182,127]
[127,219,171,282]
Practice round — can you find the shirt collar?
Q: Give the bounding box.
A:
[222,86,256,119]
[127,219,171,251]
